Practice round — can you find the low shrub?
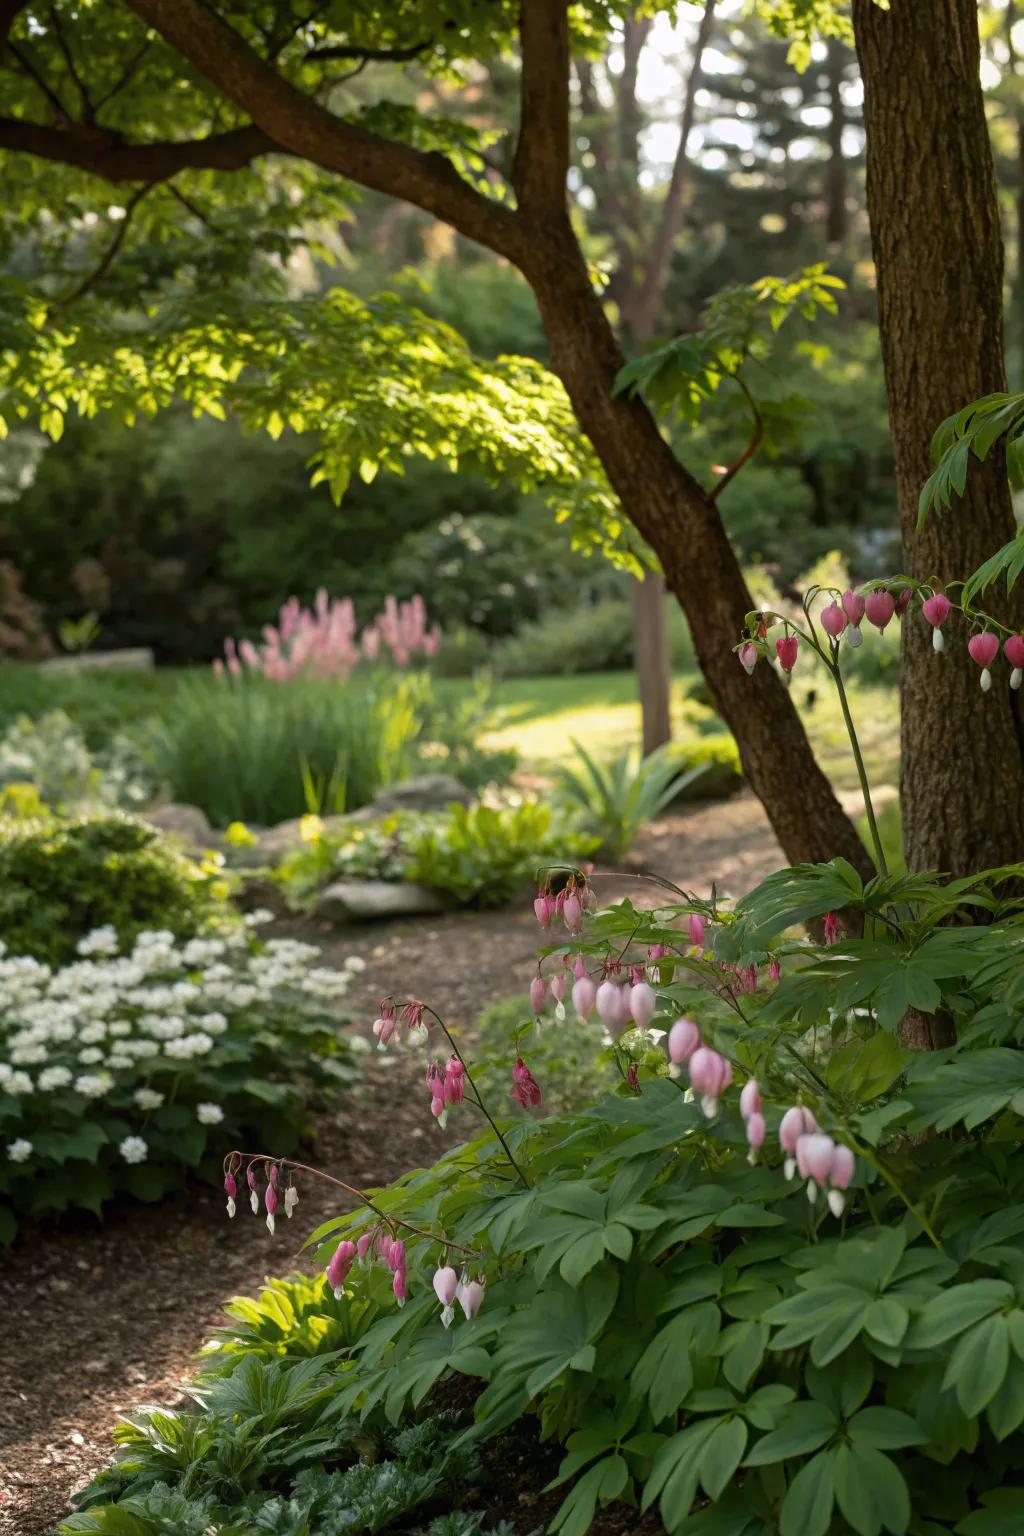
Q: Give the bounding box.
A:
[491,595,696,678]
[0,924,360,1240]
[0,709,155,811]
[0,814,224,966]
[667,733,743,800]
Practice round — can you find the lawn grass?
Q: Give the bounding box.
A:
[465,668,900,794]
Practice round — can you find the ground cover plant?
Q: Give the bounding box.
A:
[0,920,360,1241]
[68,575,1024,1534]
[277,799,600,910]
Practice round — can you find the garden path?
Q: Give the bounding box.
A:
[0,791,788,1536]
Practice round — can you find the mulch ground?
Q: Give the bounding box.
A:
[0,794,784,1536]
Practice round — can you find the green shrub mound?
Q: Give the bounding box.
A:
[668,736,743,801]
[0,814,222,965]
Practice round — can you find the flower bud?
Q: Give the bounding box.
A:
[433,1264,459,1307]
[688,1046,731,1115]
[745,1112,766,1161]
[769,959,781,982]
[327,1238,357,1295]
[688,913,705,949]
[551,974,567,1003]
[779,1105,818,1155]
[596,979,623,1028]
[823,911,839,946]
[572,974,597,1019]
[534,893,553,928]
[563,893,583,934]
[739,1079,761,1120]
[894,586,912,617]
[739,642,759,676]
[393,1266,408,1306]
[356,1230,374,1260]
[529,976,547,1015]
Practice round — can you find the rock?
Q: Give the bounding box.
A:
[142,803,213,847]
[369,774,473,815]
[40,648,154,672]
[314,879,450,924]
[236,875,291,920]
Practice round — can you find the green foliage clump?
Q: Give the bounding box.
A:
[0,927,359,1240]
[0,664,185,750]
[149,672,428,829]
[492,595,695,678]
[667,735,744,801]
[0,708,154,811]
[555,740,713,859]
[0,814,221,965]
[280,800,598,910]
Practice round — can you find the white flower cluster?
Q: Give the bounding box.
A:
[0,930,364,1170]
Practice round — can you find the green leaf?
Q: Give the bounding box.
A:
[848,1406,925,1450]
[699,1417,748,1501]
[780,1449,837,1536]
[909,1280,1012,1348]
[956,1489,1024,1535]
[744,1400,838,1465]
[864,1299,909,1348]
[944,1314,1011,1416]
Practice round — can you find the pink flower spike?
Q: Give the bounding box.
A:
[775,634,799,673]
[821,603,846,639]
[629,981,656,1029]
[458,1279,485,1319]
[842,590,866,627]
[668,1017,701,1064]
[864,590,896,632]
[739,1080,762,1120]
[739,641,759,676]
[688,913,705,949]
[530,976,547,1015]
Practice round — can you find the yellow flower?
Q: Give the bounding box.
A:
[300,814,323,844]
[224,820,259,848]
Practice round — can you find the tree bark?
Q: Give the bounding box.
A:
[853,0,1024,876]
[631,572,672,755]
[824,37,848,247]
[520,219,872,874]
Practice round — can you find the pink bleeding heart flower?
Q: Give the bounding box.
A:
[745,1112,766,1161]
[388,1239,406,1272]
[823,911,839,946]
[738,641,759,676]
[444,1058,465,1106]
[969,631,1000,691]
[827,1143,856,1215]
[534,893,554,929]
[373,1013,397,1046]
[264,1181,278,1234]
[668,1017,701,1064]
[796,1133,839,1203]
[529,976,547,1015]
[688,1046,731,1115]
[224,1171,237,1217]
[629,981,656,1029]
[864,590,896,632]
[688,913,705,949]
[327,1238,357,1295]
[511,1057,542,1108]
[595,979,623,1028]
[769,959,781,982]
[433,1265,459,1307]
[1005,634,1024,690]
[393,1266,408,1306]
[356,1231,374,1260]
[779,1105,819,1162]
[562,893,583,934]
[551,974,567,1003]
[821,602,846,640]
[894,587,912,618]
[842,590,866,627]
[572,973,597,1019]
[458,1279,485,1319]
[922,591,951,652]
[739,1079,761,1120]
[775,634,799,673]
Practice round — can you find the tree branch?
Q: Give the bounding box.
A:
[304,39,432,64]
[513,0,570,213]
[54,182,153,308]
[0,117,280,182]
[125,0,527,262]
[709,371,764,500]
[8,39,72,122]
[48,4,95,122]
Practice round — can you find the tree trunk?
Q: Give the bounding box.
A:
[521,221,873,876]
[631,572,672,754]
[824,37,848,247]
[853,0,1024,876]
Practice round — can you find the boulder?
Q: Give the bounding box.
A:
[314,879,450,924]
[369,774,473,815]
[142,802,213,848]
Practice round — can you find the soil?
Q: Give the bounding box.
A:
[0,795,783,1536]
